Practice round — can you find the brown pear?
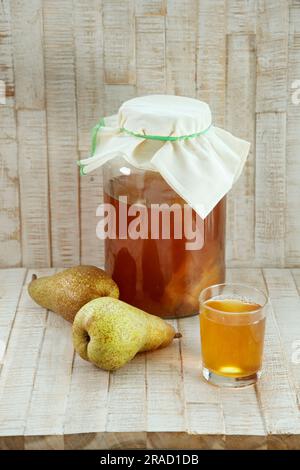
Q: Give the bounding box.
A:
[28,265,119,322]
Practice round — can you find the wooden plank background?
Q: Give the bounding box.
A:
[0,0,299,268]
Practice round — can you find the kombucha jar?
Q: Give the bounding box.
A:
[79,95,249,318]
[103,156,226,318]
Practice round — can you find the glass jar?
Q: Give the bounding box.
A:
[103,156,226,319]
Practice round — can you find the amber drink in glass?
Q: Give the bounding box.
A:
[199,283,267,387]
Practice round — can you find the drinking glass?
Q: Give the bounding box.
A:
[199,283,268,387]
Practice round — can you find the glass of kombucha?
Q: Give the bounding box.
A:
[199,283,268,387]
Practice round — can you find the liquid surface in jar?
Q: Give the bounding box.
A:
[200,298,265,377]
[104,171,225,318]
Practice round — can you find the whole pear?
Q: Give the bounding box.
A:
[28,266,119,323]
[72,297,181,371]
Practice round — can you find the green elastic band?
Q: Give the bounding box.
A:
[79,165,86,176]
[120,124,212,141]
[77,117,105,174]
[79,118,212,175]
[91,117,106,155]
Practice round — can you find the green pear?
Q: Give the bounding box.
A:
[28,266,119,323]
[72,297,181,371]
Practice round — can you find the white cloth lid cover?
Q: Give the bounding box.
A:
[79,94,250,219]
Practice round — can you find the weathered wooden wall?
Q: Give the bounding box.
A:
[0,0,299,268]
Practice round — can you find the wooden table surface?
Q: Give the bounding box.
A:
[0,268,300,450]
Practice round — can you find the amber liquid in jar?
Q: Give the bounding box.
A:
[104,171,225,318]
[200,298,265,378]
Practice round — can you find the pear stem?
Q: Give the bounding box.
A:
[174,332,182,339]
[31,274,37,282]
